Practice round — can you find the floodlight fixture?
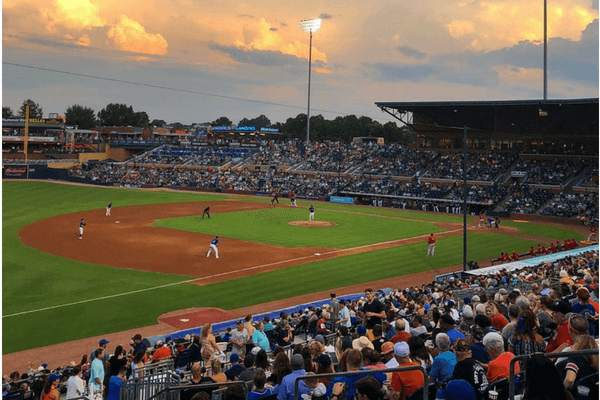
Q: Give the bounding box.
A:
[300,18,322,33]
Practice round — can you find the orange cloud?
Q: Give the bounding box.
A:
[492,65,542,87]
[234,18,327,64]
[42,0,106,33]
[446,20,476,37]
[107,15,168,55]
[76,34,91,47]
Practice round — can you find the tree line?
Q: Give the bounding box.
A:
[3,100,415,144]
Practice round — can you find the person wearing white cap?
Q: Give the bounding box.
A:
[387,342,425,399]
[352,336,374,351]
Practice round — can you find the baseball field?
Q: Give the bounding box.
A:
[2,180,585,357]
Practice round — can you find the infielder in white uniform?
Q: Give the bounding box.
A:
[79,218,86,240]
[207,236,219,259]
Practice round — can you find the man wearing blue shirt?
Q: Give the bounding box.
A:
[326,349,386,400]
[278,354,309,400]
[429,333,457,383]
[89,349,105,399]
[252,322,270,352]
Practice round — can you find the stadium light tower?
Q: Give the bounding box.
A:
[300,18,322,143]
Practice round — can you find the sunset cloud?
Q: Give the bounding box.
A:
[107,15,168,55]
[41,0,106,33]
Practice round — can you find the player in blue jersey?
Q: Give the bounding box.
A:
[207,236,219,259]
[79,218,86,240]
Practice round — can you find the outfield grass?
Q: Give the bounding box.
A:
[1,181,541,353]
[153,208,445,248]
[502,221,583,240]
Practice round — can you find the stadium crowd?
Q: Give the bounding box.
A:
[81,140,597,222]
[5,249,598,400]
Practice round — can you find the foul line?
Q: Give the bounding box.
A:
[3,229,462,318]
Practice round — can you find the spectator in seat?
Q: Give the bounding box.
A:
[571,287,597,336]
[501,304,521,342]
[109,345,128,377]
[225,353,245,381]
[41,374,61,400]
[429,333,456,383]
[252,322,271,352]
[223,383,246,400]
[521,354,573,400]
[485,303,509,331]
[230,320,249,358]
[371,324,385,353]
[407,335,433,371]
[388,341,425,400]
[390,319,411,344]
[66,366,86,400]
[152,340,172,362]
[130,334,147,356]
[483,332,519,383]
[508,310,547,356]
[278,354,309,400]
[210,359,227,383]
[248,368,272,400]
[562,334,599,394]
[546,300,573,353]
[439,314,465,344]
[451,338,488,400]
[435,379,476,400]
[381,342,397,368]
[238,353,256,383]
[353,376,383,400]
[268,352,290,389]
[277,320,294,348]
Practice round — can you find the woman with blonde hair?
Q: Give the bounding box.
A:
[201,323,221,362]
[308,340,326,358]
[485,303,508,331]
[563,334,598,391]
[210,359,227,383]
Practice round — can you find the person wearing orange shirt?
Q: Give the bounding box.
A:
[426,233,436,256]
[546,300,573,353]
[483,332,519,383]
[389,341,425,399]
[151,340,172,362]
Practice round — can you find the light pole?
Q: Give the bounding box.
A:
[300,18,322,143]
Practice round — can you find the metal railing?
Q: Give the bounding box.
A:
[292,365,429,400]
[154,379,248,400]
[508,349,599,400]
[121,371,181,400]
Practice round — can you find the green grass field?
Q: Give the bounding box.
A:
[1,181,580,354]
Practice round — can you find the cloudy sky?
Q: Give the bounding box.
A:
[2,0,598,126]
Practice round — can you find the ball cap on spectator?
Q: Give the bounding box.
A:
[132,334,142,341]
[381,342,394,355]
[251,347,261,356]
[99,338,110,346]
[315,354,332,367]
[230,353,240,362]
[393,341,410,357]
[155,340,164,347]
[48,374,61,383]
[471,295,480,302]
[353,336,374,350]
[291,354,304,370]
[357,325,367,336]
[423,303,431,312]
[436,379,476,400]
[314,334,325,344]
[549,300,572,315]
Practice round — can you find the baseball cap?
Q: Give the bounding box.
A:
[251,347,261,356]
[357,325,367,336]
[436,379,476,400]
[155,340,164,347]
[471,295,480,302]
[315,354,332,367]
[381,342,394,355]
[393,341,410,357]
[230,353,239,362]
[314,334,325,344]
[423,303,431,312]
[462,305,473,318]
[549,300,572,315]
[48,374,62,383]
[291,354,304,370]
[99,338,110,346]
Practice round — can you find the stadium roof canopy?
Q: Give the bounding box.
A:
[375,98,599,136]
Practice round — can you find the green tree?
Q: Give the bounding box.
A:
[65,105,97,129]
[151,119,166,127]
[2,107,15,119]
[18,99,43,119]
[133,111,150,127]
[212,116,232,126]
[238,114,271,129]
[97,103,135,126]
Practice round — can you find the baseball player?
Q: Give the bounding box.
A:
[207,236,219,259]
[290,191,297,207]
[478,213,485,228]
[426,233,435,256]
[309,205,315,221]
[202,206,211,219]
[105,202,112,216]
[79,218,86,240]
[587,226,597,242]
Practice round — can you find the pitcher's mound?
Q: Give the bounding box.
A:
[288,221,338,227]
